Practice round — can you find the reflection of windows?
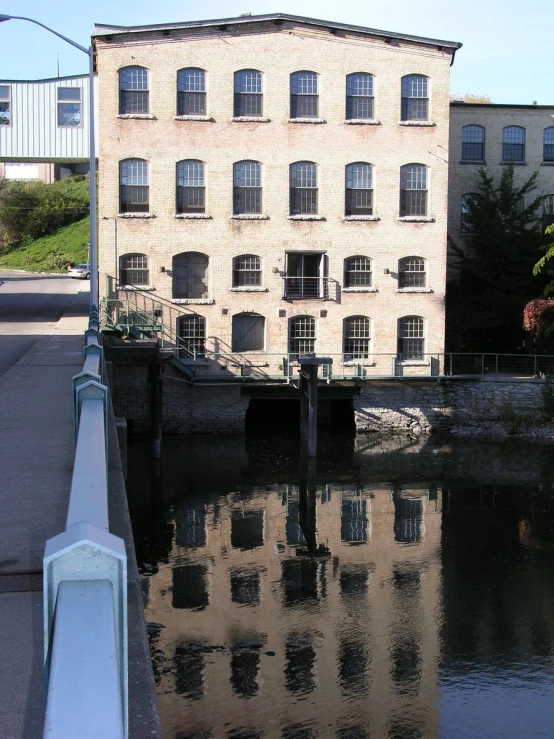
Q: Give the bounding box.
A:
[177,68,206,115]
[119,66,148,114]
[0,85,10,125]
[282,723,317,739]
[286,501,306,546]
[393,565,421,592]
[230,569,260,606]
[175,504,206,548]
[341,497,368,542]
[339,638,369,697]
[346,73,373,120]
[57,87,81,127]
[388,720,425,739]
[339,565,369,596]
[281,559,320,605]
[391,638,422,695]
[393,494,423,543]
[231,646,260,697]
[230,511,264,550]
[338,727,370,739]
[285,633,316,695]
[174,646,204,700]
[172,563,208,609]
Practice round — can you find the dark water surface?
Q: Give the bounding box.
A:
[127,432,554,738]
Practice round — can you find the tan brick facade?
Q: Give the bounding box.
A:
[95,16,459,374]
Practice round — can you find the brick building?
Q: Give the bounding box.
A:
[93,13,461,378]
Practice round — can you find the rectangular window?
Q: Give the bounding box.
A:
[233,256,261,287]
[234,71,263,117]
[284,253,326,299]
[401,76,428,121]
[290,162,318,215]
[0,85,10,125]
[346,74,373,120]
[119,67,148,114]
[232,314,265,352]
[57,87,81,127]
[120,160,149,213]
[290,73,318,119]
[177,69,206,115]
[177,161,205,214]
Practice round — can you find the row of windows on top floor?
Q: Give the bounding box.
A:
[460,124,554,163]
[117,67,435,122]
[118,160,434,218]
[119,254,429,295]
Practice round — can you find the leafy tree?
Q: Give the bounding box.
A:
[446,164,547,352]
[450,93,492,104]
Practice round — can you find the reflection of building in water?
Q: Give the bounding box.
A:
[145,484,442,738]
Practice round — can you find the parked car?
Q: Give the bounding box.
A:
[67,263,90,279]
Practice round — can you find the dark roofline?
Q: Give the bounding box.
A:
[0,73,88,84]
[450,102,554,110]
[92,12,462,52]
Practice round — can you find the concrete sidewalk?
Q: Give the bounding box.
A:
[0,283,160,738]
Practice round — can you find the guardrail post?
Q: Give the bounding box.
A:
[73,380,108,448]
[534,355,538,376]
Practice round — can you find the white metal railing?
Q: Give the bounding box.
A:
[43,304,128,739]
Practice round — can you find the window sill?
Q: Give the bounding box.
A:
[343,287,378,293]
[171,298,214,305]
[397,216,434,223]
[231,117,271,123]
[397,287,433,293]
[118,285,156,291]
[343,216,380,222]
[117,114,156,120]
[288,215,325,221]
[288,118,326,124]
[399,361,430,367]
[459,160,486,165]
[541,161,554,166]
[231,214,269,220]
[230,287,268,292]
[500,161,526,166]
[118,213,154,219]
[230,359,268,366]
[344,361,376,367]
[343,119,381,125]
[174,115,214,122]
[398,121,436,127]
[175,214,211,219]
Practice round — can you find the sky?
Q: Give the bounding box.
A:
[0,0,552,104]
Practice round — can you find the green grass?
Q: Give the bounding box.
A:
[0,217,89,273]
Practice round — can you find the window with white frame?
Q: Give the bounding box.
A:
[177,68,206,115]
[461,125,485,161]
[345,163,373,216]
[119,253,149,286]
[290,72,318,118]
[0,85,10,125]
[234,70,262,117]
[177,314,206,357]
[344,256,371,288]
[232,313,265,352]
[290,162,317,215]
[57,87,81,127]
[176,160,205,214]
[346,73,373,119]
[400,164,427,216]
[119,159,149,213]
[397,316,425,360]
[234,161,262,214]
[502,126,525,162]
[344,316,371,360]
[289,316,316,357]
[119,66,148,114]
[172,252,209,299]
[401,75,428,121]
[544,128,554,162]
[233,255,261,287]
[398,257,425,287]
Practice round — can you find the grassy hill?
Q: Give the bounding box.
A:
[0,217,89,273]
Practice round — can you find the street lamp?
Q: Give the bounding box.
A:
[0,14,98,310]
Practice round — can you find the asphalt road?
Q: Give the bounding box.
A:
[0,270,86,376]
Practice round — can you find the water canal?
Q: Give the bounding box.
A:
[127,431,554,738]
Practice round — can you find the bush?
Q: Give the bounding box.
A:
[542,375,554,419]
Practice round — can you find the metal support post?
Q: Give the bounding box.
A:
[148,362,162,459]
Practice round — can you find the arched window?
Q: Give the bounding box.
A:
[233,255,261,287]
[343,316,371,359]
[234,70,262,117]
[401,75,428,121]
[172,252,209,299]
[289,316,316,356]
[119,66,148,114]
[119,253,148,287]
[503,126,525,162]
[177,68,206,116]
[345,163,373,216]
[177,315,206,357]
[290,71,318,119]
[176,160,205,214]
[461,193,479,233]
[544,128,554,162]
[397,316,424,360]
[346,73,373,120]
[344,256,372,288]
[461,125,485,161]
[233,161,262,214]
[400,164,427,216]
[398,257,425,288]
[290,162,317,215]
[119,159,149,213]
[232,312,265,352]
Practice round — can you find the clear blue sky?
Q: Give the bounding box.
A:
[0,0,552,104]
